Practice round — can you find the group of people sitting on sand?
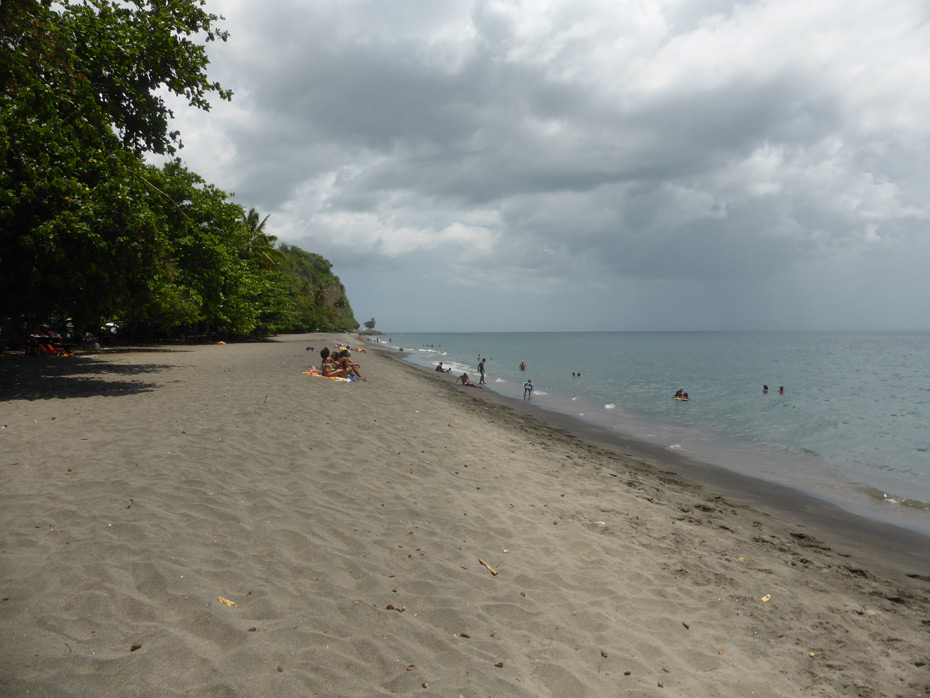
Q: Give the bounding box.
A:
[319,345,366,381]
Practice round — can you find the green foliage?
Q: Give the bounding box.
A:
[56,0,230,155]
[141,160,257,332]
[364,318,376,330]
[0,0,356,339]
[1,0,229,331]
[0,95,166,331]
[273,244,359,332]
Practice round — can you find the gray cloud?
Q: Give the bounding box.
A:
[160,0,930,331]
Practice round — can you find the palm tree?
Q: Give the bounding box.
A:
[244,207,269,237]
[242,208,285,270]
[312,283,328,311]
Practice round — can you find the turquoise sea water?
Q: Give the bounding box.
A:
[374,331,930,535]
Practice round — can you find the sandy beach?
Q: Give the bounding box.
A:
[1,333,929,697]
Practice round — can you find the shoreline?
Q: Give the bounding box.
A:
[384,337,930,545]
[2,334,929,696]
[376,341,930,580]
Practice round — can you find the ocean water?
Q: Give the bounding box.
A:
[374,331,930,535]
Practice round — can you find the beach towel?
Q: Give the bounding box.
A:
[302,370,353,383]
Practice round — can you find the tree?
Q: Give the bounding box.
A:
[0,1,364,340]
[312,284,328,310]
[0,0,231,332]
[57,0,232,156]
[364,318,376,330]
[143,160,266,333]
[242,208,285,271]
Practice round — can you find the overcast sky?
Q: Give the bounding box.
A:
[161,0,930,332]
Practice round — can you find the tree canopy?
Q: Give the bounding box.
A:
[0,0,358,341]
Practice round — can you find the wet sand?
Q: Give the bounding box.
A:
[1,334,928,697]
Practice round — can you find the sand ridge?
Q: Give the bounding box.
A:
[1,334,928,697]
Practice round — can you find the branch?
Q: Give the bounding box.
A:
[138,173,192,222]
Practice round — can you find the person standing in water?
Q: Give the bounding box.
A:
[478,358,486,385]
[523,379,534,400]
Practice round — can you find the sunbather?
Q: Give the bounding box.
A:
[334,349,366,381]
[321,353,349,378]
[456,372,481,387]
